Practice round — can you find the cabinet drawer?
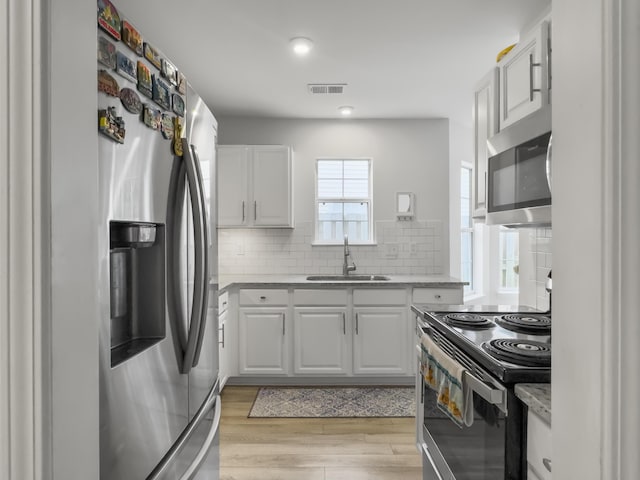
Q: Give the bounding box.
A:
[353,288,406,306]
[412,287,462,305]
[293,289,348,306]
[218,291,229,314]
[527,412,552,480]
[239,289,288,306]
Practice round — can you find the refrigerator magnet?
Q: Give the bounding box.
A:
[173,116,184,156]
[143,105,162,130]
[115,51,137,83]
[137,61,153,99]
[161,59,178,87]
[176,71,186,95]
[161,114,174,139]
[121,20,143,56]
[98,107,125,144]
[171,94,185,117]
[98,69,120,97]
[97,0,121,41]
[143,42,162,70]
[152,76,171,110]
[98,36,116,69]
[119,88,143,115]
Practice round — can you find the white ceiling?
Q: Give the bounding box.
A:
[120,0,551,125]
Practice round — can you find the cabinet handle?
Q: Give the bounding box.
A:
[254,201,257,221]
[342,312,346,335]
[529,53,542,101]
[434,294,441,300]
[355,313,359,335]
[218,324,225,348]
[282,313,285,335]
[542,458,551,472]
[260,296,266,301]
[241,201,245,222]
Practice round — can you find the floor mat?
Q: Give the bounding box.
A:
[248,386,416,418]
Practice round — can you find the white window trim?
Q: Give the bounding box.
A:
[314,157,374,245]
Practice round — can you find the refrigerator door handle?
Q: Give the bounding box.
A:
[145,380,221,480]
[181,139,209,372]
[187,142,210,368]
[167,158,189,365]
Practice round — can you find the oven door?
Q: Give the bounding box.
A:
[420,360,510,479]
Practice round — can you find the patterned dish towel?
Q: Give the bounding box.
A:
[420,333,474,427]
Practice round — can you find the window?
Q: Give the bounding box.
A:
[316,159,372,243]
[499,227,519,290]
[461,166,474,293]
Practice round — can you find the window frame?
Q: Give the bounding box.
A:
[460,164,475,295]
[314,157,374,245]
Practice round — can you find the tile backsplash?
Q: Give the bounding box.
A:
[218,220,444,276]
[528,227,552,311]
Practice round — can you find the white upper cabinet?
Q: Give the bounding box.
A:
[498,20,551,129]
[251,146,293,226]
[472,68,499,218]
[217,145,250,226]
[217,145,293,228]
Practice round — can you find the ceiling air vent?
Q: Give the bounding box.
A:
[308,83,347,95]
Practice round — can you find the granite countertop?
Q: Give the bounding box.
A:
[515,383,551,425]
[216,274,466,292]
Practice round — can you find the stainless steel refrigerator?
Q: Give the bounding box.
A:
[97,6,220,478]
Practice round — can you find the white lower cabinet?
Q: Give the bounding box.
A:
[293,307,349,374]
[238,308,288,375]
[228,285,462,380]
[353,307,408,375]
[218,308,230,388]
[527,411,552,480]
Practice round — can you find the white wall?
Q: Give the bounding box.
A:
[217,117,452,276]
[554,0,640,478]
[48,0,100,478]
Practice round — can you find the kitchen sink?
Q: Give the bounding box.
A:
[305,274,391,281]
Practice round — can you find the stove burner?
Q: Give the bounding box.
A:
[495,314,551,335]
[442,313,493,330]
[482,339,551,367]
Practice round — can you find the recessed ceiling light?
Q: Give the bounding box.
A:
[339,106,354,116]
[290,37,313,56]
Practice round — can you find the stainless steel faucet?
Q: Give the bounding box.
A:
[343,234,356,275]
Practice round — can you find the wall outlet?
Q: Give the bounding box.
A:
[385,243,399,258]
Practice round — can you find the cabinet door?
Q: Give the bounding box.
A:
[499,21,550,129]
[473,68,499,218]
[218,309,229,389]
[238,308,288,374]
[353,307,408,375]
[251,146,292,227]
[293,308,349,374]
[218,146,249,227]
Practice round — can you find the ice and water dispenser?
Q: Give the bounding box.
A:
[109,221,165,367]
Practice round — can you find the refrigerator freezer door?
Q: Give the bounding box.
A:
[147,380,221,480]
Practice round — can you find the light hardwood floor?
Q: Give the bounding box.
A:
[219,386,422,480]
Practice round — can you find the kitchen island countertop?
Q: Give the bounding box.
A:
[215,274,466,292]
[515,383,551,425]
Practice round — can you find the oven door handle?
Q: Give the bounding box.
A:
[417,330,506,408]
[463,371,506,406]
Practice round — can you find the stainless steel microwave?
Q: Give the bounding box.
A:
[486,108,552,227]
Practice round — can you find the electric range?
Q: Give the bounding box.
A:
[411,304,551,480]
[412,304,551,384]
